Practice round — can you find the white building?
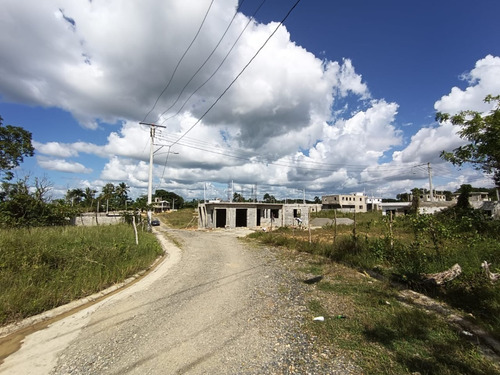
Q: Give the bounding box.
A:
[366,197,383,211]
[322,193,367,212]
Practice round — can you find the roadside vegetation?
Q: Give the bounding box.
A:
[296,255,499,375]
[249,207,500,374]
[157,208,199,229]
[0,224,162,326]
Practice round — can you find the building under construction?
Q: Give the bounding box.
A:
[198,202,321,229]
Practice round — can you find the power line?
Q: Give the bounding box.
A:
[142,0,215,123]
[155,0,252,122]
[168,0,304,147]
[156,131,426,171]
[155,134,427,178]
[158,0,267,126]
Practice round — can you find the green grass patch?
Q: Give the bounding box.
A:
[306,276,500,374]
[0,224,162,326]
[158,209,198,229]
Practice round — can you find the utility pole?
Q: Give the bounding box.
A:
[139,122,166,229]
[427,162,434,202]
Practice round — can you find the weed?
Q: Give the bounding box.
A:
[0,224,162,325]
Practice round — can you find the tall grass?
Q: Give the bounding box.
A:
[0,224,162,325]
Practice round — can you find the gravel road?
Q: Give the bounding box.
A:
[1,227,359,374]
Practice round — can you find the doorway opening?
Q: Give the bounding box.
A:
[236,209,247,227]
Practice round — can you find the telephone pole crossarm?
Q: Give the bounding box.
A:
[139,122,167,128]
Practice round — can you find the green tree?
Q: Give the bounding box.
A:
[443,190,453,201]
[115,182,129,208]
[411,187,420,214]
[0,116,35,180]
[154,189,184,209]
[263,193,276,203]
[0,176,73,227]
[233,192,244,202]
[437,95,500,194]
[397,192,411,202]
[101,183,115,213]
[84,187,97,209]
[66,188,85,206]
[456,184,472,210]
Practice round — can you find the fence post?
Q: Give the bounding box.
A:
[333,209,337,247]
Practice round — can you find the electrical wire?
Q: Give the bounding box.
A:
[168,0,303,147]
[156,130,426,172]
[155,0,251,122]
[142,0,215,123]
[158,0,267,126]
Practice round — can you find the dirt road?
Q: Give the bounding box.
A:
[0,227,356,374]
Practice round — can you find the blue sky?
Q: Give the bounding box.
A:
[0,0,499,200]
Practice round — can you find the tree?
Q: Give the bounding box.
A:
[101,183,115,213]
[437,95,500,194]
[397,193,411,202]
[0,176,73,228]
[0,116,35,180]
[456,184,472,210]
[84,187,97,209]
[263,193,276,203]
[154,189,184,209]
[411,187,420,214]
[115,182,129,208]
[233,192,244,202]
[66,188,85,206]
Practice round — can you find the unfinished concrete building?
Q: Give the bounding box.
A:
[198,202,321,229]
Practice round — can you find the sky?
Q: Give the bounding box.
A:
[1,0,500,202]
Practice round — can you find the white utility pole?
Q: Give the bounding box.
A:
[427,162,434,202]
[139,122,166,228]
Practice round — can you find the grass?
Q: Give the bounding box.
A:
[249,212,500,339]
[0,224,162,326]
[249,210,500,372]
[296,257,500,374]
[158,208,198,229]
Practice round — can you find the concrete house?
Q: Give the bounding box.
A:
[153,197,171,213]
[322,193,367,212]
[198,202,321,229]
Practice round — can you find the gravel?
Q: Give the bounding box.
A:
[10,227,362,375]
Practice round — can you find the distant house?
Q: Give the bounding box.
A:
[366,197,383,211]
[380,202,411,217]
[322,193,367,212]
[153,197,170,213]
[409,191,447,202]
[481,201,500,219]
[451,191,490,207]
[380,201,454,217]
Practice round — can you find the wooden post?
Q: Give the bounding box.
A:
[96,200,100,226]
[353,207,357,249]
[389,211,394,250]
[308,207,312,244]
[333,209,337,247]
[132,214,139,245]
